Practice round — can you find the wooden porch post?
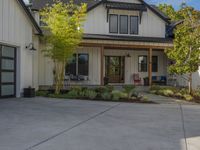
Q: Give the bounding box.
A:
[148,48,152,86]
[100,46,104,85]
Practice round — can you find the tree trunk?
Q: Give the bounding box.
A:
[54,61,66,94]
[188,73,193,94]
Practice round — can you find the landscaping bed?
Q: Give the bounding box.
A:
[150,85,200,103]
[36,85,154,104]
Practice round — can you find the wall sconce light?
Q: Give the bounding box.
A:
[26,43,36,51]
[126,53,131,57]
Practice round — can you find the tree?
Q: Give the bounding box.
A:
[40,0,86,94]
[159,4,200,93]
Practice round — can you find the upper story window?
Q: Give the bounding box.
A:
[109,14,118,33]
[130,16,139,35]
[109,14,139,35]
[119,15,128,34]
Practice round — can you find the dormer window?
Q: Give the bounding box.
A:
[119,15,128,34]
[109,14,118,33]
[109,14,139,35]
[130,16,139,35]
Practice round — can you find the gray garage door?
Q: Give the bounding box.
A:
[0,45,16,98]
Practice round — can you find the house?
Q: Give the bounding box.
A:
[0,0,42,98]
[1,0,199,98]
[32,0,173,88]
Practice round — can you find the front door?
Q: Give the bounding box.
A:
[105,56,125,83]
[0,45,16,98]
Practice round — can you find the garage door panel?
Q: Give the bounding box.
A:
[0,45,16,98]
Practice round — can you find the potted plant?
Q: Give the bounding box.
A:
[143,77,149,86]
[104,77,109,86]
[24,86,36,98]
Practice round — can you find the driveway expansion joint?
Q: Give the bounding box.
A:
[179,104,188,150]
[25,103,121,150]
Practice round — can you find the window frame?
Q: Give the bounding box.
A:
[119,15,128,34]
[109,14,118,34]
[130,16,139,35]
[138,55,148,72]
[152,56,158,72]
[65,53,89,76]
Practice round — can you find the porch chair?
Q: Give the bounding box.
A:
[133,73,142,85]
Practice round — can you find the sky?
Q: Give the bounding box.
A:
[23,0,200,10]
[146,0,200,10]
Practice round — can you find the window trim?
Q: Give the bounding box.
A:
[138,55,148,72]
[109,14,118,34]
[152,56,158,72]
[130,16,139,35]
[119,15,128,34]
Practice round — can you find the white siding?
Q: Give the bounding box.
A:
[83,4,166,37]
[0,0,39,96]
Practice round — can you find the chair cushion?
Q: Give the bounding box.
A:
[160,76,166,81]
[152,76,157,81]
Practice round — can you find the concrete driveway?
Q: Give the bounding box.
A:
[0,97,199,150]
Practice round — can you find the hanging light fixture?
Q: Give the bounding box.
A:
[26,43,36,51]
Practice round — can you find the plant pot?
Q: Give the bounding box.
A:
[143,78,149,86]
[104,77,109,86]
[24,88,36,98]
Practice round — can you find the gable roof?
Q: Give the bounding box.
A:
[31,0,170,24]
[16,0,42,35]
[31,0,101,11]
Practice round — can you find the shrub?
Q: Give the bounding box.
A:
[123,85,136,99]
[79,91,86,98]
[67,90,79,98]
[150,85,161,91]
[101,92,112,100]
[180,88,189,95]
[70,86,82,94]
[85,90,97,100]
[36,90,48,96]
[162,89,174,97]
[175,92,183,98]
[183,94,193,101]
[119,92,128,99]
[95,87,107,93]
[105,85,114,92]
[112,90,121,101]
[142,96,148,101]
[123,85,135,94]
[150,90,157,94]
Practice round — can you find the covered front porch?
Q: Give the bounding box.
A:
[77,37,173,86]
